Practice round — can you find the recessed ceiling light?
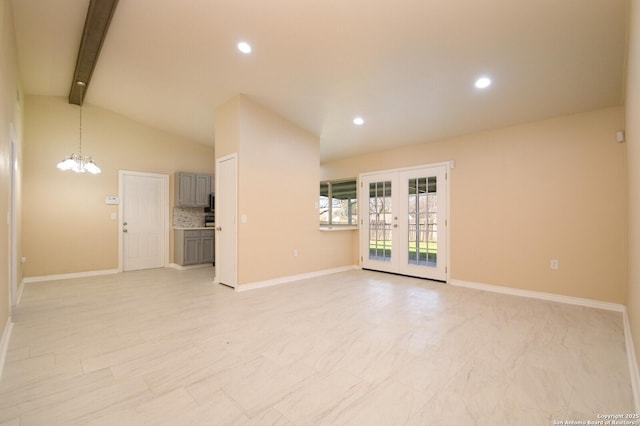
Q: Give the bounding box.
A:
[475,77,492,89]
[353,117,365,126]
[237,41,252,54]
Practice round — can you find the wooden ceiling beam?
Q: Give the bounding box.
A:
[68,0,119,105]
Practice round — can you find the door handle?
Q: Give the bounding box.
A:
[123,229,128,233]
[123,222,128,226]
[216,226,222,231]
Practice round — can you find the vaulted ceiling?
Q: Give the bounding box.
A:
[11,0,629,162]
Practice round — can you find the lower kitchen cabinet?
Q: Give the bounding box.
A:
[175,229,215,266]
[200,233,214,263]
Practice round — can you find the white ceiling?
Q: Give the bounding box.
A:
[12,0,628,162]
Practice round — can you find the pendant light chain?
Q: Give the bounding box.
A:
[78,80,85,155]
[55,80,101,174]
[79,96,83,155]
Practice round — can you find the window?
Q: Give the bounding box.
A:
[319,179,358,226]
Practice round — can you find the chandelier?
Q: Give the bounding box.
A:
[56,81,101,174]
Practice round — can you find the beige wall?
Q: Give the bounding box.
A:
[323,107,627,304]
[215,95,356,286]
[213,96,240,159]
[0,0,23,327]
[626,0,640,386]
[22,96,215,277]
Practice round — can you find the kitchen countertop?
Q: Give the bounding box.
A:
[173,226,215,230]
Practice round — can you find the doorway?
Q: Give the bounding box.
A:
[120,171,169,271]
[359,163,450,281]
[215,154,237,288]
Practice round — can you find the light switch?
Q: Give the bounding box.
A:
[110,213,117,220]
[241,214,247,224]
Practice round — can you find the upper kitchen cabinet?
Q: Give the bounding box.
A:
[176,172,214,207]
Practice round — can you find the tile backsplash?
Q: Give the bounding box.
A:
[173,207,206,228]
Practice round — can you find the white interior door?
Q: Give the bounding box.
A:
[215,154,237,288]
[121,172,168,271]
[360,164,448,281]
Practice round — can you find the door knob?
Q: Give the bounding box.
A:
[216,226,222,231]
[123,229,128,233]
[123,222,128,226]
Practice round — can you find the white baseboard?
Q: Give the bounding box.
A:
[235,265,358,292]
[22,268,119,284]
[0,318,13,382]
[623,308,640,412]
[449,279,625,312]
[168,263,213,271]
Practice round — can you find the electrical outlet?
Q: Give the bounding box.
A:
[550,259,559,270]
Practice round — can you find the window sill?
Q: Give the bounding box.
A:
[320,225,359,232]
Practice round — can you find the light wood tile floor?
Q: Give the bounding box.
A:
[0,268,634,425]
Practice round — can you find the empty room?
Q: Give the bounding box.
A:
[0,0,639,424]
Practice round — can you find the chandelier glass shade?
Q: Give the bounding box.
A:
[56,81,101,174]
[56,153,101,174]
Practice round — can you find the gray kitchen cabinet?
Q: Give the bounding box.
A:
[200,230,215,263]
[183,233,200,265]
[176,172,214,207]
[175,229,215,265]
[194,174,211,206]
[177,173,195,206]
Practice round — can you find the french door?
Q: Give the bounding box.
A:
[360,164,448,281]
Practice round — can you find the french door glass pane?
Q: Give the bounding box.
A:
[369,181,392,261]
[408,176,437,266]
